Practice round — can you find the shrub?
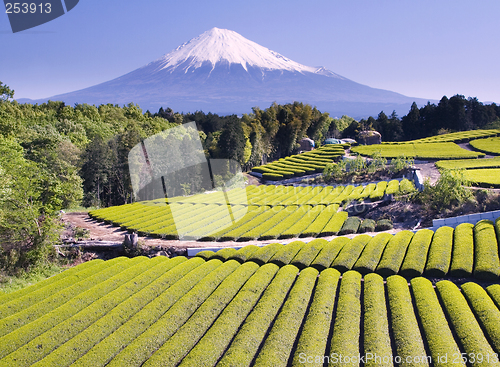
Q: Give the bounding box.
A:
[470,136,500,155]
[281,205,323,238]
[399,228,434,278]
[332,235,371,273]
[358,218,376,233]
[338,216,361,235]
[212,248,238,261]
[424,226,454,278]
[418,169,473,212]
[331,185,354,204]
[291,268,341,367]
[398,178,416,195]
[390,154,414,173]
[344,185,364,203]
[106,260,240,367]
[300,204,338,237]
[310,237,350,271]
[0,256,134,340]
[290,239,327,270]
[486,284,500,310]
[375,219,393,231]
[473,220,500,280]
[10,257,189,366]
[253,267,318,367]
[0,259,103,308]
[353,233,392,274]
[229,245,260,263]
[247,243,283,266]
[329,271,362,364]
[269,241,305,267]
[72,258,220,367]
[142,262,261,366]
[462,282,500,354]
[217,265,298,367]
[385,179,400,195]
[363,273,393,367]
[386,275,428,366]
[237,206,290,241]
[214,205,265,241]
[436,280,499,366]
[319,211,348,236]
[260,206,311,240]
[411,277,464,366]
[220,206,278,241]
[179,263,280,367]
[376,230,414,277]
[449,223,474,278]
[0,256,156,363]
[195,250,215,261]
[369,181,388,201]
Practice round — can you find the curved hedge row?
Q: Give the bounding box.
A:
[436,281,500,367]
[89,182,406,241]
[352,142,485,159]
[386,275,429,366]
[252,144,346,181]
[198,213,500,280]
[411,277,464,366]
[469,136,500,155]
[291,268,340,367]
[363,273,393,367]
[4,258,500,366]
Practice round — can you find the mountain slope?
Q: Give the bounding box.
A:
[30,28,430,117]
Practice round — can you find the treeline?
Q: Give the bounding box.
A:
[357,95,500,142]
[153,102,334,168]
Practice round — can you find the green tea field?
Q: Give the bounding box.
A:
[89,181,415,241]
[2,217,500,367]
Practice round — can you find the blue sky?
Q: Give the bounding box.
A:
[1,0,499,108]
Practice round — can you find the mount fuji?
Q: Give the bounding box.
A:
[29,28,431,117]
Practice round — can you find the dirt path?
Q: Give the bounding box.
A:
[61,163,438,251]
[62,212,399,251]
[414,162,440,185]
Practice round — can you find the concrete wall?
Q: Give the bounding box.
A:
[432,209,500,229]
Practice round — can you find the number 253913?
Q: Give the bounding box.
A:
[5,3,52,14]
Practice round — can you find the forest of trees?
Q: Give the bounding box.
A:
[355,95,500,142]
[1,78,500,270]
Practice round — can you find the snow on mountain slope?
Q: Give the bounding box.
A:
[152,27,344,78]
[34,27,431,117]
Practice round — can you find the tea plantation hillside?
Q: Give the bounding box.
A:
[89,181,415,241]
[2,221,500,367]
[197,217,500,281]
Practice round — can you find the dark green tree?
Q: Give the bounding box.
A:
[218,116,246,164]
[0,81,14,101]
[402,102,421,140]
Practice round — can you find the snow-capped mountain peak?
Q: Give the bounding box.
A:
[38,27,428,118]
[155,27,332,75]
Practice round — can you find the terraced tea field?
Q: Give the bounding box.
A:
[407,129,500,144]
[435,157,500,170]
[352,142,485,159]
[198,217,500,280]
[89,180,414,241]
[251,144,346,180]
[2,217,500,367]
[470,136,500,155]
[462,169,500,188]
